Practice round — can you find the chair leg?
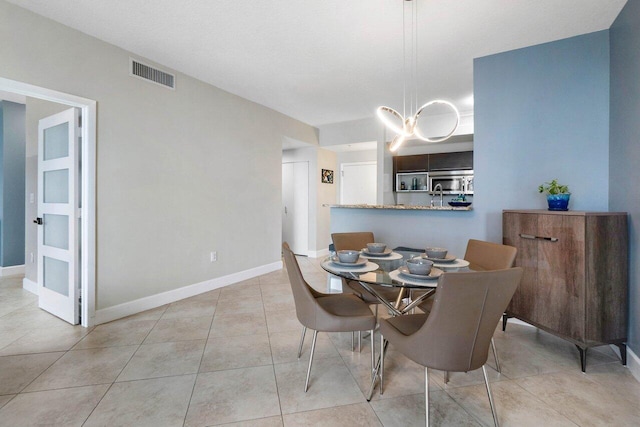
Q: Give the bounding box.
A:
[358,331,362,352]
[482,365,500,427]
[425,366,430,427]
[380,334,385,395]
[491,337,501,373]
[351,332,355,351]
[444,371,449,384]
[304,330,318,392]
[370,329,375,379]
[297,326,307,359]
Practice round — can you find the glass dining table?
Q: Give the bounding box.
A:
[320,254,470,317]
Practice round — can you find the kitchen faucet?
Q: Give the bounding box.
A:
[431,183,444,208]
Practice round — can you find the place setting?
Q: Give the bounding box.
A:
[421,246,470,270]
[322,249,380,273]
[390,257,443,286]
[359,242,404,261]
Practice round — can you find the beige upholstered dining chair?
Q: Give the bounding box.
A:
[419,238,517,377]
[282,242,376,392]
[379,268,523,427]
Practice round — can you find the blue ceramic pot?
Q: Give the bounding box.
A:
[547,193,570,211]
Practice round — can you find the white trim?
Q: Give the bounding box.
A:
[0,77,97,328]
[0,265,25,277]
[23,277,39,295]
[94,261,283,324]
[627,346,640,383]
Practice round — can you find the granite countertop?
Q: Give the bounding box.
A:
[325,204,472,211]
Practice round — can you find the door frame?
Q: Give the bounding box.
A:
[0,76,96,327]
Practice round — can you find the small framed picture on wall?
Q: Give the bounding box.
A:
[321,169,334,184]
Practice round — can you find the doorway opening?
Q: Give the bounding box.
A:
[0,77,96,327]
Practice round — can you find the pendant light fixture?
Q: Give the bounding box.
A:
[378,0,460,152]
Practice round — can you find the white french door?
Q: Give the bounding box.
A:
[37,108,81,324]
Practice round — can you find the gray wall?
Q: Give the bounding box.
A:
[610,0,640,356]
[474,30,611,243]
[0,100,25,267]
[0,1,318,310]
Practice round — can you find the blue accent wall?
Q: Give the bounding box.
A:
[473,31,611,243]
[610,0,640,356]
[0,101,26,267]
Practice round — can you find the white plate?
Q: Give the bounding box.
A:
[361,248,393,257]
[421,254,456,263]
[330,256,368,267]
[397,266,443,280]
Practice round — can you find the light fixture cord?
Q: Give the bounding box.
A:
[402,0,407,120]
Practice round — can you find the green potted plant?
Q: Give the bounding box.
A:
[538,179,570,211]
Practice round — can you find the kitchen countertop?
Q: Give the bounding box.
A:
[325,204,472,211]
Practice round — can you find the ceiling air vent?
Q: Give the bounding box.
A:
[130,58,175,89]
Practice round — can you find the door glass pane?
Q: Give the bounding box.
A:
[43,256,69,297]
[44,214,69,249]
[43,122,69,160]
[44,169,69,203]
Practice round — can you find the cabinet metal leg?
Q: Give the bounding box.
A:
[502,313,508,332]
[575,345,587,372]
[617,343,627,366]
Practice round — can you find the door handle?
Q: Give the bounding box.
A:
[519,233,558,242]
[33,217,43,225]
[284,206,288,214]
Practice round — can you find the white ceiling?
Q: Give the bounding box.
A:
[7,0,627,127]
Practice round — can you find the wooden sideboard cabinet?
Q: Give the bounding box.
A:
[502,210,628,372]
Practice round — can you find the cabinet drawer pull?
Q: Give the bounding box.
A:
[519,233,558,242]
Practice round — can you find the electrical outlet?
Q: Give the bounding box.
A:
[210,251,217,262]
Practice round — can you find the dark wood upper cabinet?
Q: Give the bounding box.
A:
[428,151,473,171]
[393,154,428,173]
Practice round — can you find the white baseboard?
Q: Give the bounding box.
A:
[627,346,640,383]
[0,264,25,277]
[22,277,39,295]
[94,260,283,325]
[308,248,330,258]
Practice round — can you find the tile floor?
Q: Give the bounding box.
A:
[1,257,639,426]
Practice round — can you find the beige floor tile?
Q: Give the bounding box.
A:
[490,333,571,379]
[24,346,138,392]
[447,379,577,427]
[73,318,157,349]
[187,289,221,302]
[259,271,290,286]
[371,391,481,427]
[283,402,383,426]
[0,306,71,331]
[214,297,265,315]
[274,356,366,415]
[144,316,213,344]
[118,304,168,320]
[516,368,640,426]
[0,325,90,355]
[260,282,292,296]
[185,366,280,426]
[219,284,262,302]
[200,333,272,372]
[84,375,196,427]
[269,330,339,364]
[265,309,302,333]
[0,352,64,394]
[218,416,283,427]
[0,384,108,426]
[0,328,27,350]
[0,394,14,410]
[117,340,205,381]
[161,297,217,319]
[209,311,267,337]
[262,292,295,313]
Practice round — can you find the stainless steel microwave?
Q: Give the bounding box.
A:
[429,170,474,195]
